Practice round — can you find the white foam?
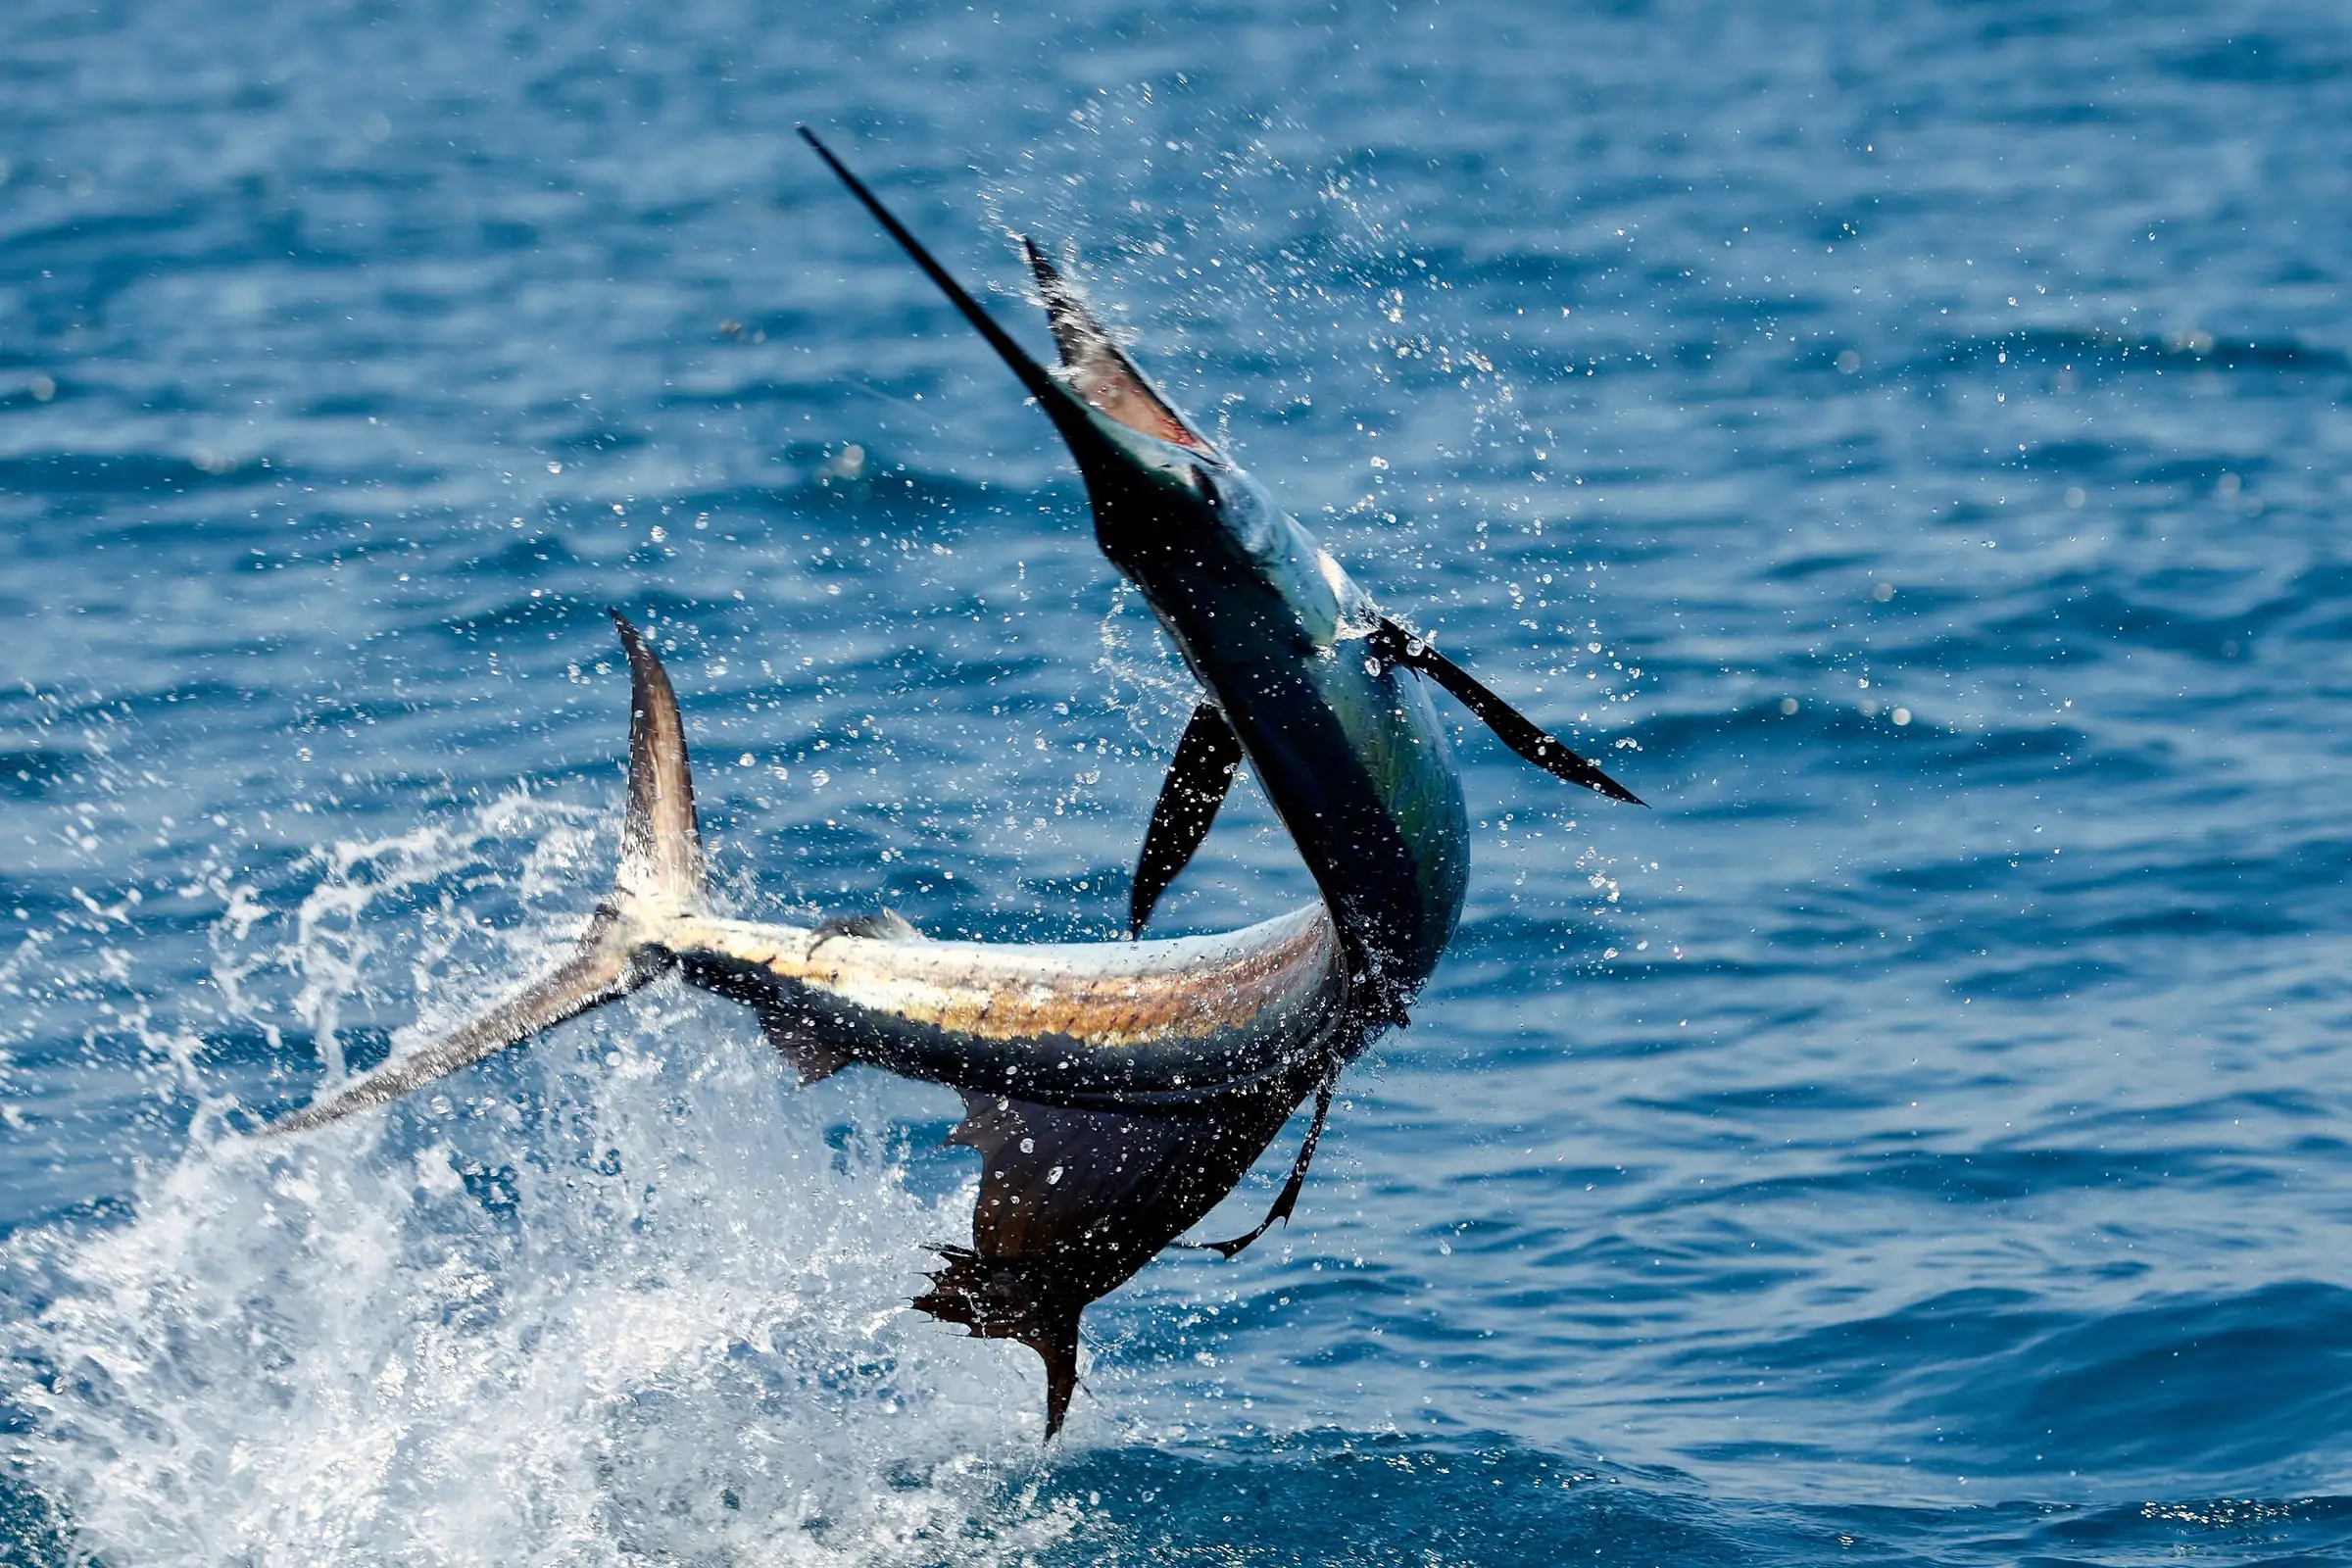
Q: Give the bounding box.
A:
[6,794,1093,1564]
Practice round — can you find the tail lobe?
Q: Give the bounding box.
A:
[263,916,647,1135]
[262,612,706,1136]
[612,610,706,915]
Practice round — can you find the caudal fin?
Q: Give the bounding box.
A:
[262,611,707,1136]
[611,610,707,915]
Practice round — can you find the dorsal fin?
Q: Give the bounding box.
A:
[1020,237,1215,453]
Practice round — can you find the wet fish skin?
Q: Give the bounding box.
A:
[262,138,1642,1438]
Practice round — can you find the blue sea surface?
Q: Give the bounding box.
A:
[5,0,2351,1561]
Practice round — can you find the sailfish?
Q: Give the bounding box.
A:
[262,130,1643,1438]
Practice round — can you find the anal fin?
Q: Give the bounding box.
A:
[1129,703,1244,936]
[758,1008,854,1086]
[748,909,922,1084]
[921,1077,1309,1438]
[1176,1077,1335,1260]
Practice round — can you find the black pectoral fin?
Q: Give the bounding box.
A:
[920,1081,1307,1438]
[1376,619,1645,806]
[1128,703,1245,937]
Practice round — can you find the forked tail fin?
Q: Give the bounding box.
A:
[262,611,707,1136]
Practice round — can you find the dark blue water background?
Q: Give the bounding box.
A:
[4,0,2350,1561]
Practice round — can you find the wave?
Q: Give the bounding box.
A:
[1705,1282,2352,1490]
[0,795,1084,1566]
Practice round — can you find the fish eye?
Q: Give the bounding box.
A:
[1189,463,1223,511]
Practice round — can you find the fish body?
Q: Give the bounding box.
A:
[264,135,1640,1437]
[672,904,1344,1109]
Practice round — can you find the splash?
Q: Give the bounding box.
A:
[4,794,1091,1564]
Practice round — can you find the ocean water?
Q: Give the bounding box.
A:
[5,0,2351,1561]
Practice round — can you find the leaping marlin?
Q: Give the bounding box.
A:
[262,130,1643,1439]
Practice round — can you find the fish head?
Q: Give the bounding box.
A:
[1013,241,1372,652]
[1054,410,1348,622]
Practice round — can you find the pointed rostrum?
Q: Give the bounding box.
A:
[797,127,1070,419]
